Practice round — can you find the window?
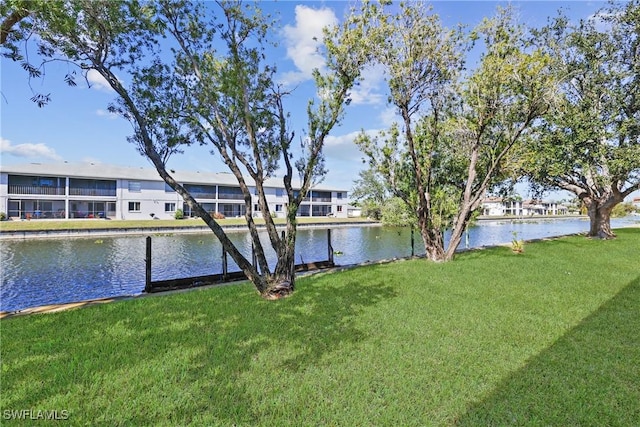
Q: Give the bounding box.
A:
[128,181,141,192]
[128,202,141,212]
[217,185,243,199]
[275,204,283,212]
[337,192,344,200]
[165,203,176,212]
[165,183,174,193]
[337,205,343,212]
[184,184,216,199]
[276,188,284,197]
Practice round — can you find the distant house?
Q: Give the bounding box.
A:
[481,197,568,217]
[347,205,362,218]
[633,197,640,209]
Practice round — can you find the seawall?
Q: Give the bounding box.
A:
[0,220,381,241]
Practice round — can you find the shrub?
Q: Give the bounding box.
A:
[174,209,184,220]
[611,202,639,218]
[511,231,525,253]
[381,197,416,227]
[0,212,6,221]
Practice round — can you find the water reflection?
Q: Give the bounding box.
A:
[1,217,637,312]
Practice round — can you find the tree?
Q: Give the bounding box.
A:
[1,1,31,45]
[353,2,554,261]
[3,0,365,298]
[350,167,388,220]
[1,0,79,106]
[380,197,415,227]
[611,202,639,218]
[524,1,640,238]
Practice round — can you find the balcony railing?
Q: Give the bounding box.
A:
[191,192,218,199]
[69,188,116,197]
[8,184,64,196]
[312,197,332,203]
[217,193,244,200]
[8,185,65,196]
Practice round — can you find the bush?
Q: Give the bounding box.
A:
[511,231,525,253]
[0,212,6,221]
[361,200,382,220]
[611,202,639,218]
[381,197,416,227]
[174,209,184,220]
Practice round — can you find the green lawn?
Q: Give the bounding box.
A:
[1,229,639,426]
[0,216,373,232]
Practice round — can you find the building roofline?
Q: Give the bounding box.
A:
[0,162,348,192]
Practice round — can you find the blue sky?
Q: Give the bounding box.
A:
[0,1,611,198]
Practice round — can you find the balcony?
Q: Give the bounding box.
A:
[69,188,116,197]
[217,192,244,200]
[8,185,65,196]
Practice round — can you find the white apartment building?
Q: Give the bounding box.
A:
[481,196,568,217]
[0,163,350,221]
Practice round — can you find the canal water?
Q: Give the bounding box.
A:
[1,216,638,312]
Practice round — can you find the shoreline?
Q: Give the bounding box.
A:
[0,214,632,240]
[0,220,381,240]
[476,214,588,221]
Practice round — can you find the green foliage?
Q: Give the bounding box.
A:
[351,2,553,260]
[381,197,416,227]
[0,212,6,221]
[522,1,640,235]
[361,199,382,220]
[174,208,184,220]
[611,202,639,218]
[350,167,388,220]
[350,167,388,205]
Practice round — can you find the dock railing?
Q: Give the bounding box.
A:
[145,229,336,293]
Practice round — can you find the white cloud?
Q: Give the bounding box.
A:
[280,5,338,86]
[378,106,399,127]
[96,109,119,119]
[323,129,381,164]
[87,69,114,92]
[0,138,62,161]
[349,64,386,106]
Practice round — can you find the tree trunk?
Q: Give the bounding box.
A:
[258,208,299,299]
[418,217,446,261]
[261,273,295,300]
[583,191,623,239]
[587,202,616,239]
[264,250,296,299]
[444,201,481,261]
[445,221,465,261]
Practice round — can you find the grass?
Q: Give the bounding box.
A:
[0,216,373,232]
[1,229,639,426]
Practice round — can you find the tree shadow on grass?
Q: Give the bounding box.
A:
[454,274,640,426]
[1,266,397,425]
